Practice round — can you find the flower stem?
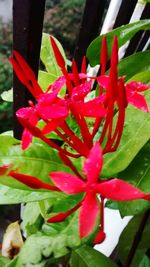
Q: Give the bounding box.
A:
[124,209,150,267]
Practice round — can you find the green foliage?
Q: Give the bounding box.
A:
[118,214,150,267]
[118,51,150,81]
[118,142,150,216]
[0,134,78,189]
[0,184,60,204]
[39,33,66,96]
[70,245,117,267]
[21,202,44,237]
[12,212,80,266]
[101,90,150,177]
[0,256,10,265]
[87,19,150,66]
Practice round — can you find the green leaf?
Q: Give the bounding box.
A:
[16,213,80,265]
[38,70,55,91]
[1,89,13,102]
[118,51,150,81]
[0,256,10,266]
[118,143,150,216]
[39,193,83,218]
[40,33,66,76]
[0,134,19,147]
[0,184,63,204]
[0,136,76,190]
[138,255,150,267]
[128,70,150,84]
[70,245,117,267]
[21,202,43,237]
[5,257,18,267]
[118,214,150,267]
[87,19,150,66]
[101,91,150,177]
[38,70,66,97]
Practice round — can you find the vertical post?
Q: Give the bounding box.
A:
[74,0,108,70]
[13,0,46,139]
[113,0,138,28]
[125,4,150,56]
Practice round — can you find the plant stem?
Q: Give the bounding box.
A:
[124,209,150,267]
[60,256,70,267]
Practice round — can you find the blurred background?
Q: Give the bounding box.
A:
[0,0,86,133]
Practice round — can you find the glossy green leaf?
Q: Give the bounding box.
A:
[128,70,150,83]
[38,70,55,91]
[40,33,66,76]
[118,143,150,216]
[70,245,117,267]
[101,91,150,177]
[0,134,19,147]
[38,70,66,96]
[87,19,150,66]
[0,136,76,190]
[118,51,150,81]
[118,214,150,267]
[39,193,83,218]
[0,184,63,204]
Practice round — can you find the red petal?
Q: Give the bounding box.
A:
[127,90,149,112]
[73,97,106,118]
[38,104,68,120]
[9,57,30,89]
[50,172,85,194]
[37,91,58,105]
[17,108,38,149]
[50,36,66,69]
[93,230,106,245]
[12,51,43,97]
[72,59,80,85]
[80,193,99,238]
[81,56,87,74]
[9,171,59,191]
[83,142,103,183]
[100,36,108,75]
[143,194,150,200]
[97,178,145,200]
[16,107,33,119]
[0,165,12,175]
[71,81,92,101]
[126,81,149,92]
[22,129,32,150]
[47,76,66,93]
[97,75,109,88]
[42,119,64,134]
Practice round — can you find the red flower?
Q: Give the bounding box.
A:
[48,142,145,239]
[126,81,149,112]
[98,78,149,112]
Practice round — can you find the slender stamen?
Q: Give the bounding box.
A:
[61,121,90,156]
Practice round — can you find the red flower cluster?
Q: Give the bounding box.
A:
[0,35,149,243]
